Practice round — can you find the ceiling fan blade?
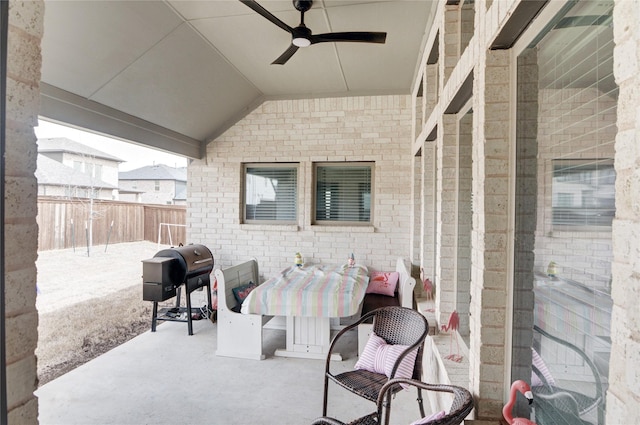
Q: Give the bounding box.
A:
[239,0,293,34]
[310,32,387,45]
[272,44,299,65]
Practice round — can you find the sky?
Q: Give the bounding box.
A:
[35,120,188,172]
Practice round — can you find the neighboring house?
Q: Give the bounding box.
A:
[119,164,187,205]
[35,154,118,199]
[38,137,123,189]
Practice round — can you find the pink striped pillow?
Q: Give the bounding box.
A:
[531,348,555,387]
[355,332,417,386]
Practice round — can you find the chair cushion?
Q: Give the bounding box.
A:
[409,410,446,425]
[366,272,399,297]
[354,332,417,387]
[531,348,556,387]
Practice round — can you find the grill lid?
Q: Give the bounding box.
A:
[153,244,214,285]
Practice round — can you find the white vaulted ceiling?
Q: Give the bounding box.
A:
[39,0,437,158]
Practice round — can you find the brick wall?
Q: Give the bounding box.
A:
[5,0,43,423]
[187,96,414,279]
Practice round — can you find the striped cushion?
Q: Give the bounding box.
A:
[531,348,556,387]
[410,410,446,425]
[355,332,417,385]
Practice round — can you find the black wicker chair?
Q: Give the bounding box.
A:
[532,325,605,425]
[322,307,429,425]
[313,378,474,425]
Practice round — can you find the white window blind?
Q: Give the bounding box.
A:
[315,164,372,223]
[552,159,615,228]
[244,165,297,222]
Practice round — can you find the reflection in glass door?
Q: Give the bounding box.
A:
[513,1,616,424]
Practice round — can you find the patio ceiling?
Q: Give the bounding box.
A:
[39,0,437,159]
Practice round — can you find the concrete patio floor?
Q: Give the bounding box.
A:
[36,315,430,425]
[34,241,432,425]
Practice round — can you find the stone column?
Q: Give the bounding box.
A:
[4,0,44,423]
[607,0,640,422]
[469,48,512,420]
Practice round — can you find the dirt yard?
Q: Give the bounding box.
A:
[35,241,210,386]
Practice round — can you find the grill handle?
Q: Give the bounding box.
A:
[192,258,213,265]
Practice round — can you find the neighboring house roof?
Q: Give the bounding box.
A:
[119,164,187,181]
[36,154,117,189]
[38,137,124,163]
[118,188,145,195]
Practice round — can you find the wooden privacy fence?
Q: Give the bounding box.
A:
[37,197,186,251]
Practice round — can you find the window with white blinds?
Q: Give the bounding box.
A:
[314,163,373,224]
[552,159,615,229]
[244,164,297,223]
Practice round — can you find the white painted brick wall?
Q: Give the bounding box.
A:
[188,95,413,279]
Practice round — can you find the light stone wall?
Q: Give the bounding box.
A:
[607,0,640,422]
[187,96,414,280]
[5,1,43,423]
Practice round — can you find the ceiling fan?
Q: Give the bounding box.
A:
[240,0,387,65]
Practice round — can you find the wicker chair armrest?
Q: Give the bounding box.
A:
[378,378,474,425]
[324,309,379,376]
[533,325,604,405]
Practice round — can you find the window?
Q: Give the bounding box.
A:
[154,180,160,191]
[552,159,615,229]
[243,164,297,223]
[314,163,373,224]
[513,1,615,422]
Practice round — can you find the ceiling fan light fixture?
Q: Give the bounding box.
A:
[292,25,312,47]
[292,37,311,47]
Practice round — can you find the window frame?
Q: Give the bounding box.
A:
[312,162,374,226]
[242,163,299,225]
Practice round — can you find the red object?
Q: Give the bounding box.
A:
[420,267,433,301]
[503,380,537,425]
[441,311,462,362]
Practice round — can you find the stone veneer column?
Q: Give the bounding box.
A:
[4,1,43,423]
[607,1,640,422]
[469,48,512,420]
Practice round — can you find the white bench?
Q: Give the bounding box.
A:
[214,258,272,360]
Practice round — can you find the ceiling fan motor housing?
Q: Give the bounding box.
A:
[293,0,312,13]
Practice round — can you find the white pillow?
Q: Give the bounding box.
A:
[355,332,417,386]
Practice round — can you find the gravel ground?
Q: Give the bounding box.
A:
[35,241,211,386]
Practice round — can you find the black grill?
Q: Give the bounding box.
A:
[142,244,214,335]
